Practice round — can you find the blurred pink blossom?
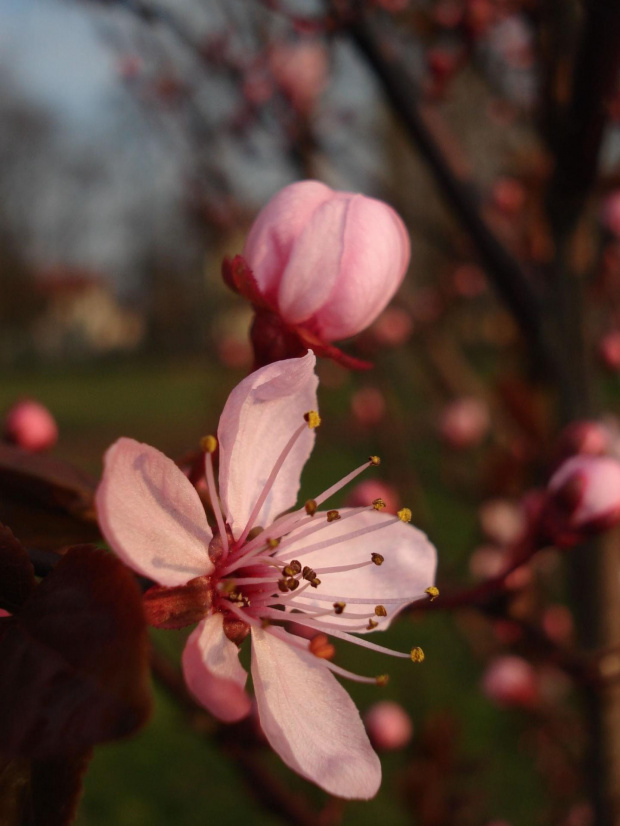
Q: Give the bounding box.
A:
[351,387,387,427]
[439,397,490,449]
[547,454,620,535]
[599,331,620,370]
[371,307,414,347]
[479,498,525,546]
[601,191,620,237]
[481,655,538,708]
[4,399,58,452]
[269,41,328,115]
[364,700,413,751]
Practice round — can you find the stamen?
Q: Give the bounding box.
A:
[235,422,308,547]
[274,514,402,561]
[326,510,341,522]
[304,410,321,429]
[312,460,378,508]
[373,498,386,510]
[397,508,412,523]
[312,559,376,575]
[411,646,425,663]
[425,586,440,601]
[375,605,387,616]
[371,553,384,566]
[204,438,229,556]
[272,506,370,558]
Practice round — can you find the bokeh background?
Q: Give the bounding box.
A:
[3,1,620,824]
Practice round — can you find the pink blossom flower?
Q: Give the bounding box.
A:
[3,399,58,452]
[224,181,410,370]
[269,41,328,115]
[438,396,490,449]
[96,353,436,798]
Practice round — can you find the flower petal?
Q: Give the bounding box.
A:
[96,438,213,587]
[251,627,381,798]
[282,509,437,631]
[182,614,251,722]
[218,352,318,537]
[314,196,410,341]
[243,180,334,303]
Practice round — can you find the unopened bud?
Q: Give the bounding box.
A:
[364,700,413,751]
[548,455,620,534]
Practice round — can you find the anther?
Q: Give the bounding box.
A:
[309,633,335,659]
[289,560,302,574]
[200,435,217,453]
[410,646,425,663]
[375,605,387,617]
[425,586,439,601]
[376,674,389,687]
[277,579,290,593]
[369,455,381,466]
[305,499,318,516]
[310,577,321,588]
[304,410,321,429]
[333,602,346,614]
[267,537,281,549]
[286,578,299,591]
[282,565,296,577]
[372,498,386,510]
[371,553,384,566]
[367,619,378,630]
[302,567,317,581]
[397,508,412,523]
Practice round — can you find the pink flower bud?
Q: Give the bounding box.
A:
[481,656,538,708]
[370,307,413,348]
[364,700,413,751]
[548,455,620,534]
[350,387,386,427]
[599,331,620,370]
[479,499,525,546]
[345,479,401,514]
[452,263,487,298]
[602,191,620,237]
[0,609,11,618]
[556,420,609,459]
[491,177,526,215]
[242,181,410,342]
[4,400,58,452]
[269,42,328,115]
[439,397,490,449]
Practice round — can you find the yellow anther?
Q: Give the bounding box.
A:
[376,674,390,687]
[369,455,381,466]
[397,507,412,523]
[425,586,440,602]
[200,435,217,453]
[304,410,321,429]
[267,537,281,549]
[310,577,321,588]
[305,499,318,516]
[327,510,341,522]
[374,605,387,617]
[371,553,384,566]
[282,565,295,577]
[367,619,378,630]
[410,646,425,663]
[333,602,346,614]
[372,498,386,510]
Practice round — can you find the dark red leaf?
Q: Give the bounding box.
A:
[0,751,92,826]
[0,523,35,612]
[0,495,101,551]
[0,444,96,521]
[0,545,152,759]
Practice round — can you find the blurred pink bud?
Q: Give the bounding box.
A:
[481,656,538,708]
[601,191,620,237]
[542,604,573,645]
[346,479,401,514]
[479,499,525,546]
[564,802,594,826]
[452,263,487,298]
[0,609,10,618]
[469,545,506,580]
[370,307,414,347]
[599,331,620,370]
[491,177,526,215]
[243,181,411,342]
[547,455,620,534]
[351,387,386,427]
[269,41,328,114]
[364,701,413,751]
[557,420,609,459]
[4,400,58,452]
[439,397,490,449]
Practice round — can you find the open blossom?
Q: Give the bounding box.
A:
[96,352,437,798]
[224,181,410,370]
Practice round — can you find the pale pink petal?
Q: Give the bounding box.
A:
[283,509,437,631]
[251,627,381,799]
[314,197,410,340]
[277,197,349,323]
[218,352,318,537]
[182,614,251,722]
[96,438,213,586]
[243,180,333,302]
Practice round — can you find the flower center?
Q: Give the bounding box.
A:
[201,412,435,684]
